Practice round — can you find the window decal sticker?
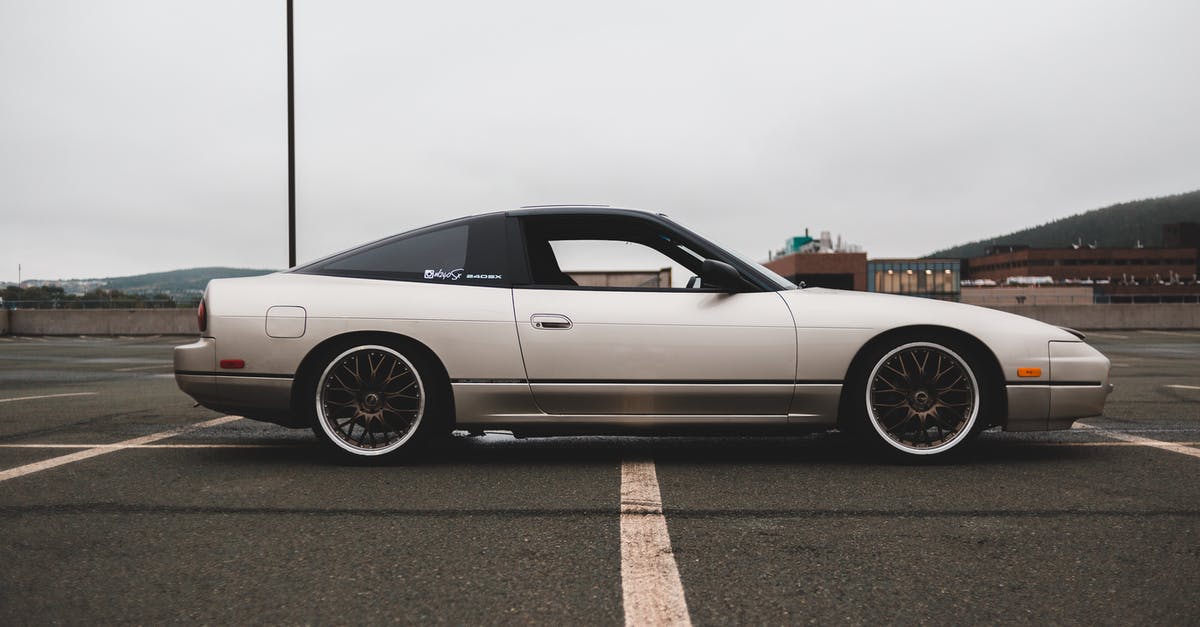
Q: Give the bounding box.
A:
[424,268,464,280]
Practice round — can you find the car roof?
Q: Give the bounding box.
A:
[504,205,665,219]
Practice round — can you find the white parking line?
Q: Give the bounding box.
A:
[0,443,301,449]
[0,415,243,483]
[113,364,172,372]
[1141,330,1200,337]
[1165,384,1200,391]
[0,392,97,404]
[1075,422,1200,459]
[1011,441,1199,447]
[620,459,692,627]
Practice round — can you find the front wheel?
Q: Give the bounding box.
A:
[853,340,984,458]
[311,344,433,460]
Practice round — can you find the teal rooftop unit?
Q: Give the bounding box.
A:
[786,235,813,254]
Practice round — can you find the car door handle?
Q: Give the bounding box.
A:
[530,314,573,330]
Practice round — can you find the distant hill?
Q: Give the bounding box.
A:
[101,267,277,294]
[929,190,1200,259]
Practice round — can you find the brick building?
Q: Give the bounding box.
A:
[763,252,867,290]
[1164,222,1200,248]
[965,245,1198,284]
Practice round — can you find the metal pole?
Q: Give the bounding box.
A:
[287,0,296,268]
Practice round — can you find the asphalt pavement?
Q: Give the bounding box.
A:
[0,331,1197,625]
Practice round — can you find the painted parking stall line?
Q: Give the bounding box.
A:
[0,415,243,483]
[0,392,97,404]
[1075,422,1200,459]
[1006,441,1200,447]
[113,364,173,372]
[620,459,692,627]
[0,443,303,449]
[1165,384,1200,391]
[1141,330,1200,338]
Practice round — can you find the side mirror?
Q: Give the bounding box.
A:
[700,259,743,292]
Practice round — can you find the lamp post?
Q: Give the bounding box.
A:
[287,0,296,268]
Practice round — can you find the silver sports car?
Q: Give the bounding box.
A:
[174,206,1112,460]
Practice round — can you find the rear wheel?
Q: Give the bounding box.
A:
[852,339,984,458]
[310,343,436,460]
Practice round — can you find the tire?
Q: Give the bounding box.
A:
[305,342,444,462]
[847,337,987,459]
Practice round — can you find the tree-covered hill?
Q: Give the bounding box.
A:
[102,267,277,293]
[929,190,1200,259]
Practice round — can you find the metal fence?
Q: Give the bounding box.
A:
[1094,294,1200,304]
[963,294,1095,305]
[962,294,1200,305]
[2,299,199,310]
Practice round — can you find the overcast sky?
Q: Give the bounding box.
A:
[2,0,1198,282]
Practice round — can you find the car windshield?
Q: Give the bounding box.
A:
[722,246,799,290]
[658,215,798,291]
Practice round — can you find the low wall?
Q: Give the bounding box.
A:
[962,286,1094,306]
[7,309,197,336]
[0,309,8,335]
[988,303,1200,329]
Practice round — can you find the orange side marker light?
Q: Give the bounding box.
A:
[1017,367,1042,378]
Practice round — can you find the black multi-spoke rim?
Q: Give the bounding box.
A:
[317,346,423,453]
[868,344,977,451]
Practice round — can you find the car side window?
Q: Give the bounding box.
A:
[550,240,680,288]
[518,215,715,291]
[300,214,509,286]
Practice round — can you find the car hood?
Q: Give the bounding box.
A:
[777,287,1079,342]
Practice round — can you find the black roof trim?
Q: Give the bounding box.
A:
[519,204,611,209]
[506,206,655,218]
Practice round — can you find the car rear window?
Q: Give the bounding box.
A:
[321,225,469,278]
[297,214,508,286]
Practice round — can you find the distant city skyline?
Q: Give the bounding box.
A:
[3,0,1199,283]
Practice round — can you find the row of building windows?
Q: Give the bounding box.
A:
[971,257,1196,272]
[867,261,961,297]
[1031,258,1196,267]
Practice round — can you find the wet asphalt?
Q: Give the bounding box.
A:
[0,331,1197,624]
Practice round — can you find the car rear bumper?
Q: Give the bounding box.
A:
[174,338,297,424]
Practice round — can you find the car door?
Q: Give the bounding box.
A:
[508,212,797,416]
[513,289,796,416]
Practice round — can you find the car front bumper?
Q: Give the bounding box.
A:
[1005,340,1113,431]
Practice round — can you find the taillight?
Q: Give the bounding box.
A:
[198,300,207,333]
